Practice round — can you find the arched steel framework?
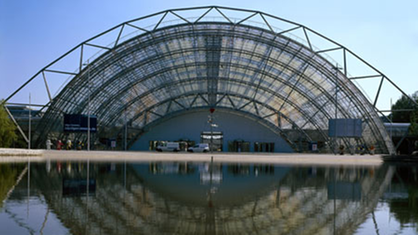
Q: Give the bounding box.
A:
[6,6,416,153]
[24,162,394,234]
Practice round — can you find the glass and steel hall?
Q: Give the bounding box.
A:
[5,6,412,154]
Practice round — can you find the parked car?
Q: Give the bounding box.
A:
[188,143,210,153]
[156,142,180,152]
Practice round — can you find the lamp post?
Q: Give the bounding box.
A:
[124,108,128,151]
[209,108,215,154]
[28,93,31,149]
[208,114,213,154]
[83,60,91,151]
[334,64,343,154]
[390,98,393,141]
[87,61,91,151]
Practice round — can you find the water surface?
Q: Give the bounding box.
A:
[0,158,417,234]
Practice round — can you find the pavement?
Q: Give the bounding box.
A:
[0,149,384,166]
[0,148,44,156]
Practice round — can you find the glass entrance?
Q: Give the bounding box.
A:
[201,131,223,151]
[254,142,275,152]
[228,140,250,152]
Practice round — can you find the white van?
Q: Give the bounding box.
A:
[188,143,210,153]
[156,142,180,152]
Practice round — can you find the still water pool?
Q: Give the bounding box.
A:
[0,159,417,235]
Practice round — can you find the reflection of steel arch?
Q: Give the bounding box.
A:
[34,163,394,234]
[6,6,416,153]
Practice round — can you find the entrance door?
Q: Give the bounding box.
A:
[201,131,223,151]
[228,140,250,152]
[254,142,275,152]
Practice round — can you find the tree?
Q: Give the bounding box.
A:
[0,100,17,148]
[408,92,418,136]
[390,92,418,123]
[410,109,418,136]
[389,92,418,137]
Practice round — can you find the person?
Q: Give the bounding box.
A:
[77,141,83,150]
[360,145,366,155]
[46,139,52,150]
[57,140,64,150]
[338,145,345,155]
[369,145,375,155]
[66,139,72,150]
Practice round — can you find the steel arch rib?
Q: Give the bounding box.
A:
[7,5,414,107]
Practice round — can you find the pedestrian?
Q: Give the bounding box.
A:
[369,145,375,155]
[338,145,345,155]
[66,139,72,150]
[46,139,52,150]
[77,141,83,150]
[57,140,64,150]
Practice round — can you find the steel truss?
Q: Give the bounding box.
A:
[5,6,416,153]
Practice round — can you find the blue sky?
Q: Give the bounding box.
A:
[1,0,417,110]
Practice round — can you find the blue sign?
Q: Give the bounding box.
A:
[328,119,362,137]
[64,114,97,132]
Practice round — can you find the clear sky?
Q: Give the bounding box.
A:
[1,0,417,110]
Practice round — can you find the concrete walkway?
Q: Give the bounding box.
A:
[42,150,383,166]
[0,148,44,156]
[0,149,383,166]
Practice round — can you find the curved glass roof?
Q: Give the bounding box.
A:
[35,22,390,153]
[7,6,408,153]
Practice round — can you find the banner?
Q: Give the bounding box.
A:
[64,114,97,132]
[328,119,362,137]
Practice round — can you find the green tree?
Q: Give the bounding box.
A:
[390,92,418,123]
[0,100,17,147]
[410,109,418,136]
[408,92,418,136]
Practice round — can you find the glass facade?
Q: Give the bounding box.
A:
[35,23,391,153]
[6,7,398,153]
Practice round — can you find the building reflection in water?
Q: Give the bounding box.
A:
[0,160,417,235]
